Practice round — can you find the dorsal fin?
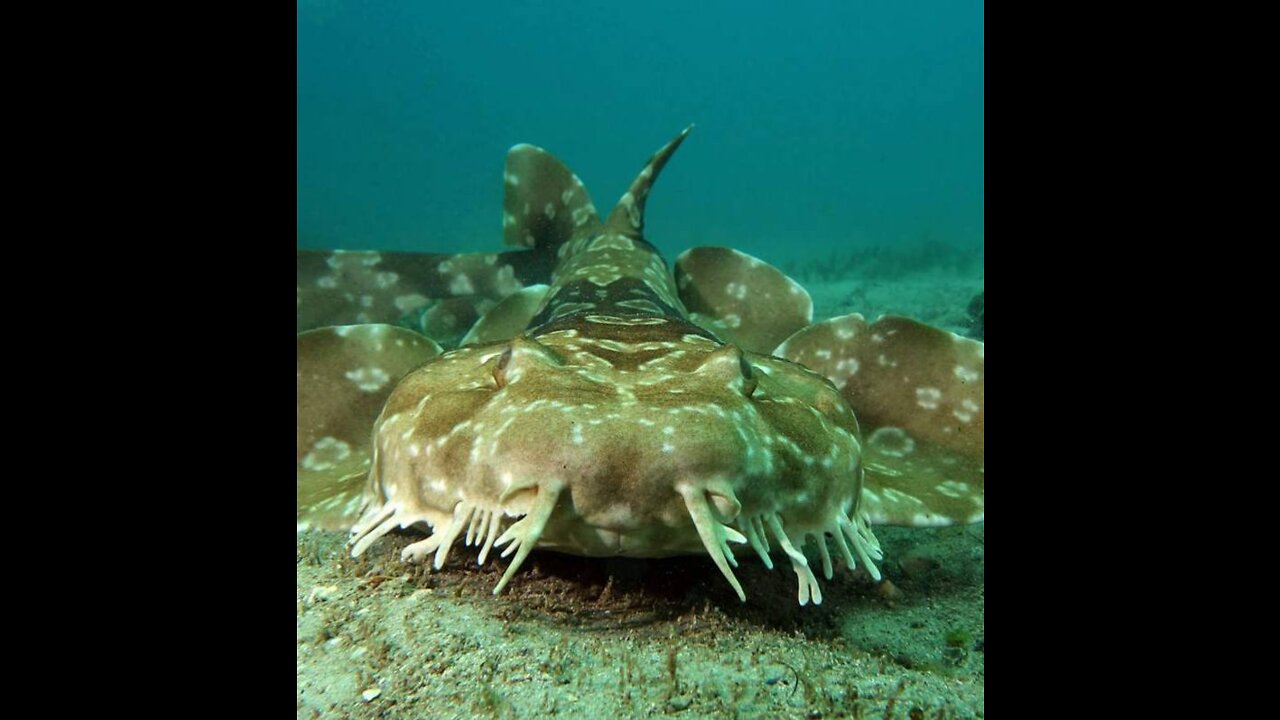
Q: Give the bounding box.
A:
[604,125,693,238]
[503,144,599,248]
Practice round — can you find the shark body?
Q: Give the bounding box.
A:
[297,128,984,605]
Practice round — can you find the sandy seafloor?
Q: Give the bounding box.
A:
[297,269,985,720]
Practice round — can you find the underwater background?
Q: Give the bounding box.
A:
[298,3,983,718]
[297,0,983,272]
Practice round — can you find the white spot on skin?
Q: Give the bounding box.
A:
[449,274,475,295]
[316,276,337,289]
[544,202,556,220]
[954,365,980,383]
[302,437,351,471]
[395,294,429,313]
[572,205,594,226]
[868,427,916,457]
[590,235,637,252]
[492,265,522,297]
[916,387,943,410]
[662,442,675,453]
[883,488,926,507]
[346,367,391,392]
[619,192,641,228]
[595,503,635,527]
[935,481,972,498]
[327,251,379,272]
[375,272,399,289]
[950,398,980,423]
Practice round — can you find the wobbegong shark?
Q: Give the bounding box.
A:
[296,127,984,605]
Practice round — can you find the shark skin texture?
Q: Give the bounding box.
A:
[296,128,984,606]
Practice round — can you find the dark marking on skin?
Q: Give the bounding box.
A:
[533,315,719,345]
[528,277,687,332]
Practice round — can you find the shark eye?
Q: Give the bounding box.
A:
[739,354,758,398]
[491,337,565,390]
[493,347,514,389]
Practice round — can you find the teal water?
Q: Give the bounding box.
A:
[297,1,983,267]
